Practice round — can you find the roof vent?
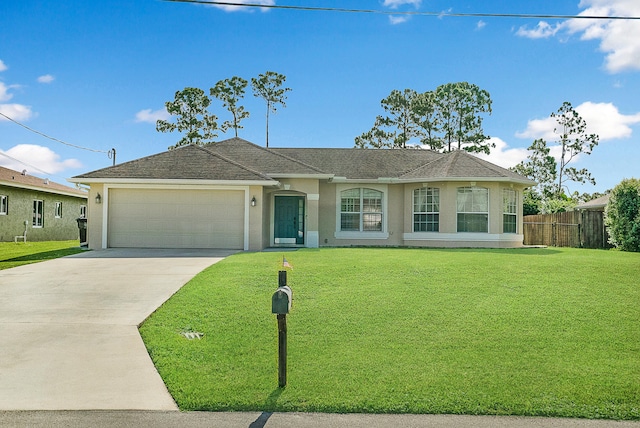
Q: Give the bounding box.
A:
[21,169,27,175]
[44,179,49,185]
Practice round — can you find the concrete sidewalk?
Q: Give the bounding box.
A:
[0,248,233,410]
[0,411,638,428]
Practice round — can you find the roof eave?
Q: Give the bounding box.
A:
[267,173,335,179]
[68,178,279,186]
[1,180,88,198]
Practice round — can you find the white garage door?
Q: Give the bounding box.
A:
[107,188,245,249]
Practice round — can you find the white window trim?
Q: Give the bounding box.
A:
[33,199,44,228]
[0,195,7,215]
[413,187,440,233]
[456,187,489,233]
[502,189,518,234]
[55,201,62,218]
[335,184,389,240]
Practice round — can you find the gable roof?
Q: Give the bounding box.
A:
[0,166,87,198]
[71,138,535,186]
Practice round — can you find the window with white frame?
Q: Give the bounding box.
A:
[80,205,87,218]
[0,195,7,215]
[503,189,517,234]
[55,201,62,218]
[340,188,383,232]
[33,200,44,227]
[457,187,488,233]
[413,187,439,232]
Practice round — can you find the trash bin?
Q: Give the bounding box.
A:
[76,217,87,247]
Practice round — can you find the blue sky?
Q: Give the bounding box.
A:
[1,0,639,194]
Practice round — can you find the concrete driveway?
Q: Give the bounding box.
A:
[0,248,234,410]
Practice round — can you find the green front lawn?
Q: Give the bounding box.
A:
[139,248,640,419]
[0,240,85,270]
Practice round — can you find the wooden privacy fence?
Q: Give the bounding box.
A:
[523,211,611,249]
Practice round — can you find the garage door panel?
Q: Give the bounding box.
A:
[108,189,244,249]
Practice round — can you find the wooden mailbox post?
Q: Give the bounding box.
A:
[272,270,292,387]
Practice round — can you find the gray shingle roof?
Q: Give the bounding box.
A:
[73,143,275,182]
[72,138,534,185]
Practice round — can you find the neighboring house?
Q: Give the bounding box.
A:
[0,166,88,242]
[575,194,610,212]
[70,138,535,251]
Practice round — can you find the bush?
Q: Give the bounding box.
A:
[605,178,640,252]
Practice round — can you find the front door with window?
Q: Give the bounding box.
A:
[274,196,305,245]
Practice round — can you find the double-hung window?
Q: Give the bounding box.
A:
[55,202,63,218]
[340,188,383,232]
[0,195,7,215]
[33,200,44,227]
[457,187,488,233]
[413,188,439,232]
[503,189,517,234]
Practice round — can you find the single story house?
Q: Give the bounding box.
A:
[0,166,88,242]
[70,138,535,250]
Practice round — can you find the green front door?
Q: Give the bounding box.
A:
[274,196,304,245]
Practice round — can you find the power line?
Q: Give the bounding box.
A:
[0,150,55,176]
[0,111,109,154]
[163,0,640,20]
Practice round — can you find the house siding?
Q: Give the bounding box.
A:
[0,185,86,242]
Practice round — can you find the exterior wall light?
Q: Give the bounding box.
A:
[95,193,102,204]
[251,196,257,207]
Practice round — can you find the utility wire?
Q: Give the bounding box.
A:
[0,111,109,154]
[163,0,640,20]
[0,151,55,177]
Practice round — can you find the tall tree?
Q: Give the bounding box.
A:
[210,77,249,138]
[413,90,441,151]
[355,89,422,149]
[512,138,557,199]
[251,71,291,147]
[156,87,218,149]
[434,82,493,154]
[550,101,599,197]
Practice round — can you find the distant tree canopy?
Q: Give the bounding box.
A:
[512,101,600,214]
[156,71,290,149]
[355,82,493,154]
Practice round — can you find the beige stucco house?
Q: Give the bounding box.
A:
[69,138,535,251]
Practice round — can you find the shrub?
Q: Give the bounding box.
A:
[605,178,640,252]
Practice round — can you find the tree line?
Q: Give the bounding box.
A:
[156,71,291,149]
[354,82,494,154]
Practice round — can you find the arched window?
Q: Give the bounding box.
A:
[457,187,488,233]
[340,188,383,232]
[413,188,439,232]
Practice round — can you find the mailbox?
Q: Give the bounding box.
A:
[272,286,292,314]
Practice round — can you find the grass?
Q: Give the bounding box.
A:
[0,240,85,270]
[139,247,640,419]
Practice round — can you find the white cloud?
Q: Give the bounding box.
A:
[135,108,170,123]
[389,15,409,25]
[0,144,82,174]
[474,137,529,169]
[516,21,560,39]
[37,74,55,84]
[516,0,640,73]
[0,59,7,72]
[516,101,640,142]
[476,20,486,30]
[0,82,15,102]
[383,0,421,8]
[211,0,275,12]
[0,103,33,121]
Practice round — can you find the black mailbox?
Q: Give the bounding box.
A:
[272,286,292,314]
